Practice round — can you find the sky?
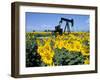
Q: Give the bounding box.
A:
[26,12,90,32]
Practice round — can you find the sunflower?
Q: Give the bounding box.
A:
[41,51,53,65]
[84,58,89,64]
[37,43,54,65]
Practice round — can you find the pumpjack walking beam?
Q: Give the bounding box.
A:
[59,17,74,33]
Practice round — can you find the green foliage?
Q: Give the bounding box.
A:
[26,33,86,67]
[34,33,52,38]
[26,33,42,67]
[53,48,85,66]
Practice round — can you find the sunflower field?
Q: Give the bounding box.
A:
[26,32,90,67]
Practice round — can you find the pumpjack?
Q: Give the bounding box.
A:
[53,17,74,35]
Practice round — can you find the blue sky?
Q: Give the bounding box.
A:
[26,12,90,32]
